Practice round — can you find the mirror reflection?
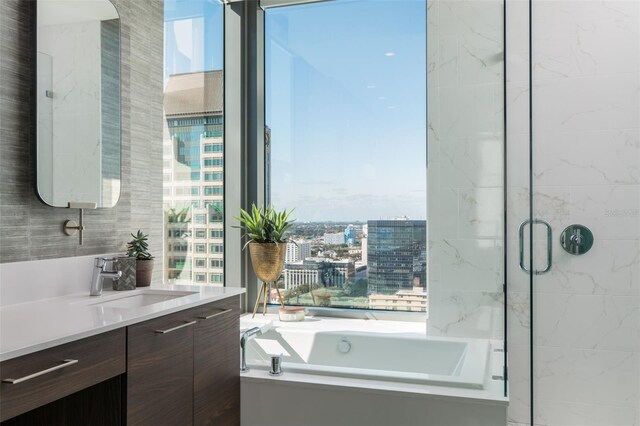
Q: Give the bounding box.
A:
[36,0,121,208]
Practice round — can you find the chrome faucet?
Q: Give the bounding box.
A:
[90,258,122,296]
[240,327,262,373]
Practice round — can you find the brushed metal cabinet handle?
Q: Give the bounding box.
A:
[198,308,232,320]
[2,359,79,384]
[154,320,197,334]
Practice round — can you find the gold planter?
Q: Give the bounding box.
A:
[248,242,286,282]
[248,242,287,317]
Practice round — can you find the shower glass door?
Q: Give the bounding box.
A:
[511,1,640,424]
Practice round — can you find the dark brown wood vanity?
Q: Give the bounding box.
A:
[0,296,240,426]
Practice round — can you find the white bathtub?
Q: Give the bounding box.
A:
[241,316,508,426]
[246,325,489,389]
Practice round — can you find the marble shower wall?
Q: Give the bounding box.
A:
[426,0,506,340]
[506,1,640,425]
[428,1,639,424]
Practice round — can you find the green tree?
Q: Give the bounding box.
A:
[284,283,320,304]
[343,278,368,297]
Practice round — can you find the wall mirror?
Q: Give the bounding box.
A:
[36,0,121,208]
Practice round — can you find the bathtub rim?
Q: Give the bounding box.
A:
[247,329,491,389]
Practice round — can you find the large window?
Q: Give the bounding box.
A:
[265,0,426,311]
[163,0,224,285]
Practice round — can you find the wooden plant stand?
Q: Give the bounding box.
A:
[252,281,285,318]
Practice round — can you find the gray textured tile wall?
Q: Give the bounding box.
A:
[0,0,164,274]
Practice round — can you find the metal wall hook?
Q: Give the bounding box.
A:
[63,202,97,245]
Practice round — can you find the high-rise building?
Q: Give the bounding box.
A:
[367,219,426,295]
[323,232,345,245]
[285,241,311,263]
[344,225,356,246]
[163,70,224,285]
[361,224,368,265]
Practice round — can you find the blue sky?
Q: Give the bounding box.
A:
[266,0,427,222]
[164,0,223,87]
[164,0,426,222]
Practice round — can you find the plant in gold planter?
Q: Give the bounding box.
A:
[126,230,154,287]
[236,204,294,317]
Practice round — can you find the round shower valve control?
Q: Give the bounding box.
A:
[560,224,594,255]
[338,339,351,354]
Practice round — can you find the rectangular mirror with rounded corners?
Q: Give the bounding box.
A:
[36,0,121,208]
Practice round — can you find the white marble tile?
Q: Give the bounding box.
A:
[532,1,639,80]
[535,294,639,352]
[569,184,640,241]
[427,186,458,240]
[535,347,639,408]
[427,289,504,339]
[505,136,529,191]
[534,399,639,426]
[439,32,503,88]
[459,31,503,87]
[426,133,441,188]
[429,239,503,292]
[507,291,530,347]
[427,87,441,144]
[538,239,640,297]
[438,35,459,88]
[505,237,531,295]
[505,0,529,85]
[507,186,572,237]
[505,81,530,135]
[427,0,506,343]
[534,129,640,187]
[506,344,531,426]
[458,187,503,239]
[492,78,505,135]
[533,0,639,32]
[438,84,500,138]
[533,73,640,134]
[437,0,503,39]
[439,136,504,189]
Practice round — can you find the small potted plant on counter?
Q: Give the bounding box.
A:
[126,230,154,287]
[235,204,295,317]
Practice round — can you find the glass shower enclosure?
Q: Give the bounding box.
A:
[508,1,640,425]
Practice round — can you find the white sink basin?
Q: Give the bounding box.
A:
[74,290,197,309]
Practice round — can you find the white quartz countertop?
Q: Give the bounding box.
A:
[0,285,245,361]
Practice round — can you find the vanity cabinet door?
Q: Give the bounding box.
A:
[126,310,195,426]
[193,296,240,426]
[0,329,125,423]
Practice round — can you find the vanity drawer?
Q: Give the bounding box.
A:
[0,329,126,422]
